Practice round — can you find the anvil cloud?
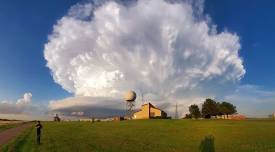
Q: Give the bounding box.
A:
[45,0,245,116]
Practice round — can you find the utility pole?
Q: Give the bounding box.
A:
[141,92,144,104]
[175,103,179,119]
[138,89,145,104]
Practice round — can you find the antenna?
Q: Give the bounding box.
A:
[138,89,144,104]
[175,103,179,119]
[141,92,144,104]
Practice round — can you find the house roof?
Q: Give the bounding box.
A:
[139,102,165,112]
[134,102,168,116]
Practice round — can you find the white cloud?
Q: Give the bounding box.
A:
[71,111,84,116]
[16,93,32,105]
[44,0,245,117]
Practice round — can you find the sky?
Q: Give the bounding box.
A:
[0,0,275,120]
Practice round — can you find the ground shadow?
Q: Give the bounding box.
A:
[199,135,215,152]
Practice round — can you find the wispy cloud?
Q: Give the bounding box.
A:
[224,85,275,117]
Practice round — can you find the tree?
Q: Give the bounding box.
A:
[189,104,201,119]
[184,114,192,119]
[201,98,219,118]
[219,101,237,118]
[217,102,227,118]
[216,102,223,116]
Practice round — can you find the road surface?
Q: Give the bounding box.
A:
[0,123,32,147]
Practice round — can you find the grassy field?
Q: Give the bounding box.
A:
[3,119,275,152]
[0,124,16,133]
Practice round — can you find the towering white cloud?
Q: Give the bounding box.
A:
[45,0,245,116]
[0,93,37,114]
[16,93,32,105]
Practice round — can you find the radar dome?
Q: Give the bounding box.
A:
[124,90,136,102]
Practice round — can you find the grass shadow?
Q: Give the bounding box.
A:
[199,135,215,152]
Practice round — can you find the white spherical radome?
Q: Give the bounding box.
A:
[124,90,136,102]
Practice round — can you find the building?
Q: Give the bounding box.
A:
[268,113,275,119]
[133,102,167,119]
[79,118,93,122]
[216,114,246,120]
[53,114,61,122]
[113,116,124,121]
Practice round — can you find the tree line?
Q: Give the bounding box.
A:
[186,98,237,119]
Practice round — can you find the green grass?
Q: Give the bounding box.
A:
[1,126,33,152]
[3,119,275,152]
[0,124,16,132]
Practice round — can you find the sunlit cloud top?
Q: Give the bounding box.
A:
[44,0,245,116]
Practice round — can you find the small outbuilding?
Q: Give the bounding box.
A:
[113,116,124,121]
[53,114,61,122]
[133,102,167,119]
[217,114,246,120]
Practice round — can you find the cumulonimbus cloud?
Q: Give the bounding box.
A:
[44,0,245,116]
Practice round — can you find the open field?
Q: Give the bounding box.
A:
[0,124,16,133]
[0,120,25,126]
[0,120,22,133]
[0,123,32,147]
[2,119,275,152]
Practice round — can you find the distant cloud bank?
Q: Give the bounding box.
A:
[0,93,47,120]
[44,0,245,117]
[225,85,275,117]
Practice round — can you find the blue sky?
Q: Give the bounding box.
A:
[205,0,275,88]
[0,0,79,102]
[0,0,275,118]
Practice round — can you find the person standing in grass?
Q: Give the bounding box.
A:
[36,121,43,145]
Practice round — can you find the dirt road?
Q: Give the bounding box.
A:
[0,123,32,146]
